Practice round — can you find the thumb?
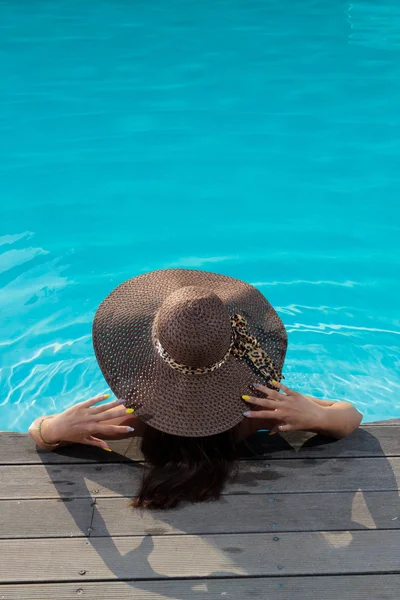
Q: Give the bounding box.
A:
[83,436,112,451]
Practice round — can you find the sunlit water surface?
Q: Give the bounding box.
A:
[1,0,400,430]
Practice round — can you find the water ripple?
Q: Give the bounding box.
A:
[0,246,49,274]
[253,280,366,288]
[287,323,400,337]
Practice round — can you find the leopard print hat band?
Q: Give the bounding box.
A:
[154,313,283,385]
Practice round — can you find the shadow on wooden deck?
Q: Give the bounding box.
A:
[1,423,399,599]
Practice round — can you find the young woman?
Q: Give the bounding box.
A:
[29,269,362,508]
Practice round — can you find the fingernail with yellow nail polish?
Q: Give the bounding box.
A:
[103,448,112,452]
[269,431,277,436]
[242,395,251,401]
[103,394,110,399]
[126,408,134,414]
[272,380,278,385]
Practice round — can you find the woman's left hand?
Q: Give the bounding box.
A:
[37,395,132,449]
[242,382,324,433]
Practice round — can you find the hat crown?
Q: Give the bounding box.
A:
[154,285,232,368]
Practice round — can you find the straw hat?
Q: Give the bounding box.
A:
[93,269,287,437]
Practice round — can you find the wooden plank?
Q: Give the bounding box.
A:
[1,531,400,582]
[91,492,400,536]
[1,576,399,600]
[123,426,400,460]
[1,424,400,465]
[0,463,140,499]
[0,433,133,465]
[237,426,400,459]
[3,492,399,538]
[1,457,399,499]
[229,457,400,494]
[0,499,93,538]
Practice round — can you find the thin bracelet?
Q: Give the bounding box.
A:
[38,417,62,448]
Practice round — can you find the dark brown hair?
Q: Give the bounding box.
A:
[133,425,239,509]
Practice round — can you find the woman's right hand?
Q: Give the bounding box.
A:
[38,394,133,450]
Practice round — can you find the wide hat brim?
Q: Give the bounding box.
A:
[93,269,287,437]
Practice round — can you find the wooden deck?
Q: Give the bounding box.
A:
[1,421,399,599]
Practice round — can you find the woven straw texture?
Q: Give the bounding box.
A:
[93,269,287,437]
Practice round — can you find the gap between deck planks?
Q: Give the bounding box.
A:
[1,531,400,583]
[1,576,400,600]
[1,491,399,538]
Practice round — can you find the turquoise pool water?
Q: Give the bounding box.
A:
[1,0,400,431]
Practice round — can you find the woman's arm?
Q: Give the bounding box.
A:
[303,395,362,437]
[242,383,362,439]
[29,415,68,450]
[306,398,362,438]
